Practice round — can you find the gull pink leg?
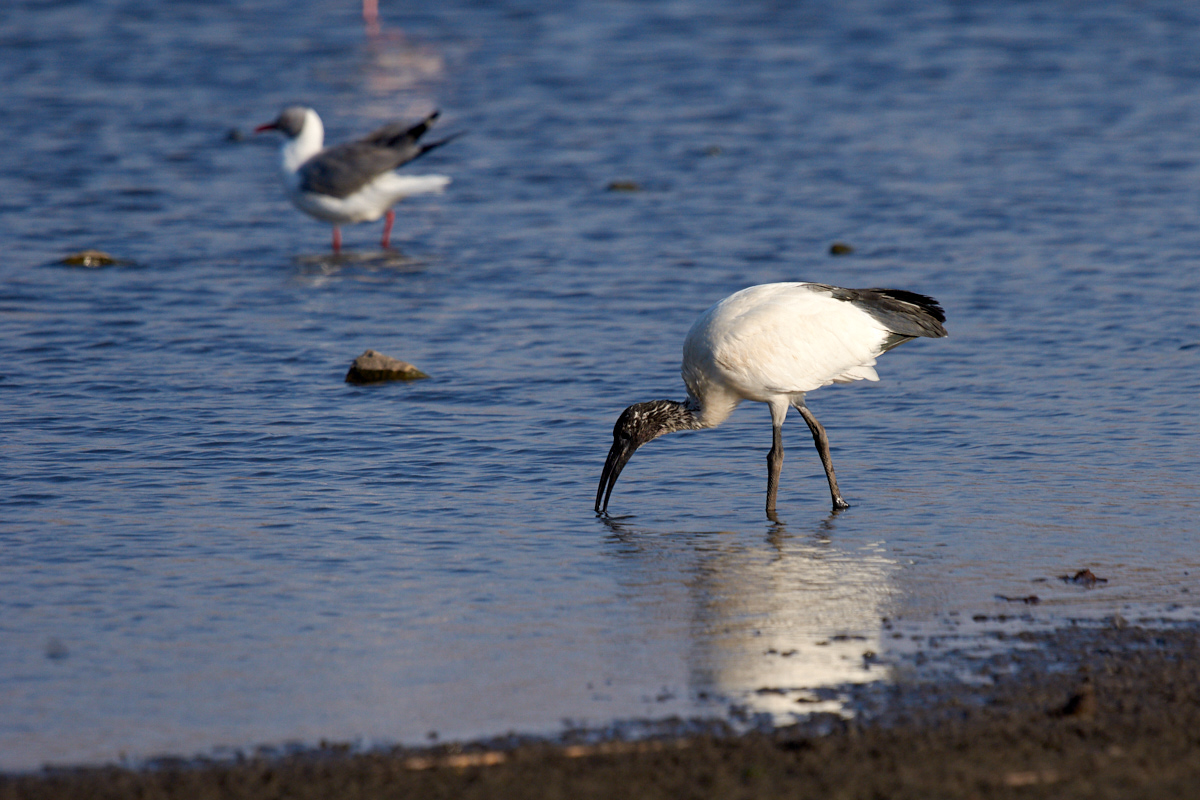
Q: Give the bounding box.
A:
[332,226,342,253]
[381,209,395,249]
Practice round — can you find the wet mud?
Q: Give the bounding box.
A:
[5,621,1199,799]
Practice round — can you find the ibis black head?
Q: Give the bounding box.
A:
[595,400,697,514]
[254,106,309,138]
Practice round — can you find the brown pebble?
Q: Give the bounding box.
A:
[829,242,854,255]
[996,594,1040,605]
[1004,769,1061,787]
[1060,569,1108,587]
[345,350,428,384]
[1054,676,1096,719]
[60,250,126,268]
[607,180,641,192]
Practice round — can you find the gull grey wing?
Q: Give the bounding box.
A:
[360,112,463,168]
[360,111,439,149]
[299,111,458,198]
[297,142,411,199]
[356,111,444,167]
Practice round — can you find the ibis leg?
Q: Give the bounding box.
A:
[766,423,784,520]
[797,405,849,510]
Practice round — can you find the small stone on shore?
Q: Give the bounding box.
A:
[1060,568,1108,587]
[345,350,429,384]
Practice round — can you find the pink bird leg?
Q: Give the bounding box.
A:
[381,209,395,249]
[363,0,380,35]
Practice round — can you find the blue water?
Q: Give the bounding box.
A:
[2,0,1199,770]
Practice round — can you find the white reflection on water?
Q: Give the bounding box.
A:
[603,514,897,722]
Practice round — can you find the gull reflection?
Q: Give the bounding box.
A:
[602,514,897,724]
[358,23,446,122]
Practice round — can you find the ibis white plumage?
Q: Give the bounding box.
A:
[255,106,457,252]
[595,282,948,518]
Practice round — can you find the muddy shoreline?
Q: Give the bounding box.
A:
[5,621,1199,799]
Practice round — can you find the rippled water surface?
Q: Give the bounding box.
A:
[2,0,1199,770]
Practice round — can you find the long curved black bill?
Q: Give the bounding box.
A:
[595,439,636,514]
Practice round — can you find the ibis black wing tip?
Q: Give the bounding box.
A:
[872,289,946,325]
[846,287,948,339]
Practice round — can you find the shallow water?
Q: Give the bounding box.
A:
[2,0,1199,771]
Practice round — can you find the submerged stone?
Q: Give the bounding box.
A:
[345,350,428,384]
[829,242,854,256]
[60,250,128,268]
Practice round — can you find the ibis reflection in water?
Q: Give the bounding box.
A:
[595,282,948,518]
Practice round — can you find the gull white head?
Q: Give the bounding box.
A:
[255,106,325,173]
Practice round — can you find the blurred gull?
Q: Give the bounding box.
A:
[255,106,457,253]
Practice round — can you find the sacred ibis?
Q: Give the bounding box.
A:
[595,282,948,517]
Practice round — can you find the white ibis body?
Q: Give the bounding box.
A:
[595,282,948,517]
[255,106,456,252]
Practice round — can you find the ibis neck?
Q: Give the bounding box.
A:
[624,398,707,445]
[644,398,709,441]
[669,397,707,433]
[684,390,739,430]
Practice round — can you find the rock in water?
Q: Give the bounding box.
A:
[345,350,428,384]
[60,250,128,268]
